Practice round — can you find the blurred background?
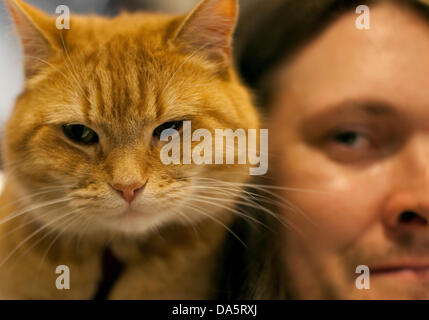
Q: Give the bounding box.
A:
[0,0,206,131]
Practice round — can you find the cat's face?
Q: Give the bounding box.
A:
[3,0,259,236]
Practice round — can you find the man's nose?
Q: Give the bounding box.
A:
[382,136,429,233]
[382,192,429,233]
[112,182,146,204]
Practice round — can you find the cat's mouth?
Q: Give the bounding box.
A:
[117,207,154,219]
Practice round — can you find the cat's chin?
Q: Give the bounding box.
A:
[99,206,215,238]
[90,207,184,236]
[112,208,159,221]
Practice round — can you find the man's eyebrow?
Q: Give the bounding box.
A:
[300,100,402,137]
[357,102,396,115]
[311,99,399,117]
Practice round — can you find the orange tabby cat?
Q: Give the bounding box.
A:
[0,0,259,299]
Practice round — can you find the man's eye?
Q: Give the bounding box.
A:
[62,124,99,145]
[333,131,369,148]
[153,121,184,138]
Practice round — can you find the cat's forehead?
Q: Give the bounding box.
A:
[49,15,222,134]
[60,39,210,134]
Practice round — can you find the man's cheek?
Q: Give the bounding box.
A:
[281,181,381,250]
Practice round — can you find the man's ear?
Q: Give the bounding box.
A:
[5,0,60,77]
[174,0,238,67]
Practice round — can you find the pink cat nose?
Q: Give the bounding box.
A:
[112,182,146,204]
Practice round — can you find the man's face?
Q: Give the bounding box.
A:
[269,2,429,299]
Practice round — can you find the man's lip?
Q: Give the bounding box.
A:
[370,260,429,276]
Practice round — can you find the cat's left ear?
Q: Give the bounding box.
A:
[5,0,60,78]
[174,0,238,68]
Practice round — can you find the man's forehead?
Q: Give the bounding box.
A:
[275,4,429,121]
[281,2,429,84]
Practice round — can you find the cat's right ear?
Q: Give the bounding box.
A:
[174,0,238,69]
[5,0,60,78]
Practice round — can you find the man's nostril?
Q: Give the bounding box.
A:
[398,211,428,226]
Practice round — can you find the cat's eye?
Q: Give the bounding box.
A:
[62,124,99,145]
[153,121,184,138]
